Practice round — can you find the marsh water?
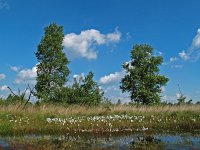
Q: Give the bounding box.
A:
[1,133,200,149]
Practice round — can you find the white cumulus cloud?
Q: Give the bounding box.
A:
[73,73,85,80]
[179,50,189,61]
[188,28,200,61]
[169,57,178,63]
[14,66,37,85]
[169,28,200,62]
[106,29,121,42]
[0,85,8,91]
[161,95,177,103]
[176,93,181,98]
[0,74,6,80]
[161,86,165,93]
[99,71,124,85]
[190,29,200,49]
[176,28,200,61]
[10,66,21,72]
[101,85,130,103]
[63,28,121,60]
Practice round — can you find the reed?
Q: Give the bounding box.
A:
[1,104,200,116]
[0,103,200,135]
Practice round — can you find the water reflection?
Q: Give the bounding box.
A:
[0,139,9,149]
[1,133,200,149]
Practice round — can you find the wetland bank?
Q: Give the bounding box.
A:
[0,104,200,149]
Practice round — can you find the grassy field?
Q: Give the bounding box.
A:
[0,104,200,135]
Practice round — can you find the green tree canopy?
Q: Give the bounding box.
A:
[120,44,169,104]
[35,23,70,102]
[81,72,103,105]
[61,72,104,106]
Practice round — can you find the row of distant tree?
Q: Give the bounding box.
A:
[1,23,183,105]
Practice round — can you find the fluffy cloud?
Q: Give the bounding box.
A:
[14,66,37,85]
[0,85,8,91]
[169,57,178,63]
[188,28,200,61]
[73,73,85,80]
[0,74,6,80]
[190,29,200,50]
[161,95,177,103]
[63,28,121,59]
[178,50,189,61]
[176,93,181,98]
[106,30,121,42]
[18,67,37,79]
[99,70,129,103]
[102,85,130,103]
[161,86,165,93]
[169,28,200,62]
[10,66,21,72]
[176,28,200,61]
[104,85,119,93]
[99,71,124,85]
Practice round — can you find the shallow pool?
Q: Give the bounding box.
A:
[1,133,200,149]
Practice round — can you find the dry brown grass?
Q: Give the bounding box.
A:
[1,104,200,116]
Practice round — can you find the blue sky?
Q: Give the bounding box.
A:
[0,0,200,103]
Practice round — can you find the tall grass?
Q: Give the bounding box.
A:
[0,103,200,135]
[0,104,200,116]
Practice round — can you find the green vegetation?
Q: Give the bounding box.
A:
[0,104,200,136]
[34,23,104,105]
[35,23,70,102]
[1,24,170,106]
[34,24,170,106]
[120,44,169,104]
[61,71,104,105]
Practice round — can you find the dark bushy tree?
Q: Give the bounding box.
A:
[81,72,103,105]
[177,94,186,104]
[0,97,5,105]
[176,85,192,105]
[116,99,122,105]
[61,72,103,106]
[120,44,168,104]
[6,94,25,103]
[35,23,70,102]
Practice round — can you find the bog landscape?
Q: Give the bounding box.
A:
[0,1,200,149]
